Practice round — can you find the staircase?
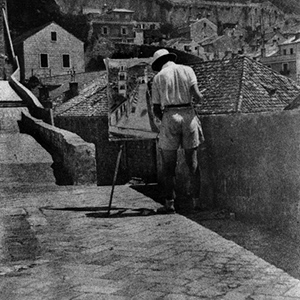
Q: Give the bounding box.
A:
[0,81,56,189]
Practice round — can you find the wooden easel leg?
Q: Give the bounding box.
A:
[107,143,124,216]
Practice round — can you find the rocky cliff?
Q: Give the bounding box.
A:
[7,0,300,42]
[53,0,298,30]
[54,0,300,16]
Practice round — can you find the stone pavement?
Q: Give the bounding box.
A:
[1,185,300,300]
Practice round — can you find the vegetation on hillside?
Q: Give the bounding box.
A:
[8,0,90,42]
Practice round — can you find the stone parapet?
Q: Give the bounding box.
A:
[172,110,300,240]
[20,112,96,185]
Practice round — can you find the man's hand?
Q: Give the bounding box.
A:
[191,85,206,104]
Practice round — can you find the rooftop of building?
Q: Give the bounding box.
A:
[280,35,300,45]
[189,56,300,114]
[55,55,300,118]
[13,21,83,45]
[53,78,108,117]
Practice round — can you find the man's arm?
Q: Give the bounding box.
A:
[190,84,205,104]
[151,77,163,120]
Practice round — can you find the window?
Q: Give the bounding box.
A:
[62,54,70,68]
[51,31,57,41]
[40,54,48,68]
[281,63,290,75]
[120,85,126,90]
[102,26,109,35]
[290,48,294,55]
[184,45,191,52]
[119,73,126,81]
[283,49,287,55]
[121,27,128,35]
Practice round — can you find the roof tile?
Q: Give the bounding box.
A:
[54,79,108,117]
[189,56,300,114]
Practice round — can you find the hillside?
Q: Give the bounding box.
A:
[53,0,300,15]
[7,0,300,42]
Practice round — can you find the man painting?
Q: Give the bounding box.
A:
[151,49,205,213]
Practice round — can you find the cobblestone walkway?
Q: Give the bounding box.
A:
[0,185,300,299]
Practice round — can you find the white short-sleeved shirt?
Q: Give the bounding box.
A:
[151,61,197,108]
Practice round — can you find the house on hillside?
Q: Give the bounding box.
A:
[260,33,300,84]
[166,38,205,58]
[200,34,243,60]
[13,22,85,81]
[175,18,217,43]
[190,18,218,44]
[91,8,136,44]
[189,56,300,114]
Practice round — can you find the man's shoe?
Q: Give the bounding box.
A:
[157,199,176,214]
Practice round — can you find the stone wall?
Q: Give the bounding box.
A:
[175,110,300,239]
[9,68,52,124]
[54,116,157,186]
[20,112,97,185]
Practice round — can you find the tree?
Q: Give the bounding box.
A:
[160,23,174,39]
[85,35,116,71]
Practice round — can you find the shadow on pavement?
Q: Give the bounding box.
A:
[41,206,156,218]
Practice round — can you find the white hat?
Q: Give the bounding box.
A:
[152,49,177,72]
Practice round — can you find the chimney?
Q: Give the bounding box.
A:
[102,3,108,14]
[39,85,49,102]
[261,47,266,58]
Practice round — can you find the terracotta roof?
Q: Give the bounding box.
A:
[189,56,300,114]
[54,79,108,117]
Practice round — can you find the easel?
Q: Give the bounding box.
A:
[107,143,124,216]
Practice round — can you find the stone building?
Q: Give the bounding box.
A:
[200,34,243,60]
[91,8,136,44]
[190,18,218,44]
[13,22,85,81]
[166,38,205,59]
[260,34,300,84]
